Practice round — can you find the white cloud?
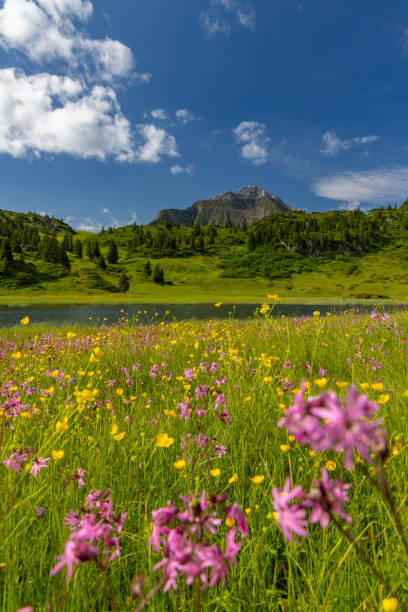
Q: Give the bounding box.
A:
[64,214,74,222]
[170,163,193,175]
[175,108,199,124]
[0,68,134,161]
[36,0,93,21]
[237,8,255,28]
[233,121,269,165]
[77,217,101,232]
[200,12,230,35]
[201,0,255,35]
[151,108,169,121]
[213,0,235,9]
[312,167,408,204]
[320,131,379,156]
[136,124,179,163]
[339,201,361,211]
[0,0,146,82]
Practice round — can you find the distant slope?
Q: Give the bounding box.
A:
[0,210,74,234]
[150,185,291,227]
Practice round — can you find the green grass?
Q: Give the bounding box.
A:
[2,245,408,305]
[1,310,408,610]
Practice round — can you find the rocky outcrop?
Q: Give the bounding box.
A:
[150,185,291,227]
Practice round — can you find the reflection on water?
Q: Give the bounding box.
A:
[0,302,405,327]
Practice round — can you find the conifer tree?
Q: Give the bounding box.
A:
[74,239,83,258]
[118,272,130,292]
[107,240,119,264]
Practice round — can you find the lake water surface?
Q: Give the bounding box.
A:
[0,302,406,327]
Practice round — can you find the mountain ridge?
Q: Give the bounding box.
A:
[150,185,291,227]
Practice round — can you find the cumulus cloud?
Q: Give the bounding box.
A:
[233,121,269,165]
[151,108,169,121]
[237,8,255,28]
[136,124,179,163]
[77,216,102,232]
[339,201,361,211]
[201,0,255,35]
[320,131,379,156]
[200,13,230,35]
[0,68,135,160]
[0,0,150,82]
[170,163,193,175]
[0,1,182,166]
[312,167,408,204]
[175,108,199,124]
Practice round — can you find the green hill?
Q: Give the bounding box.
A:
[1,201,408,303]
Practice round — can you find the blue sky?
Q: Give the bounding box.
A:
[0,0,408,228]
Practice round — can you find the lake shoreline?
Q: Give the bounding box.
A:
[0,295,407,308]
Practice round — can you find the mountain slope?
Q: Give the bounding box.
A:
[150,185,291,227]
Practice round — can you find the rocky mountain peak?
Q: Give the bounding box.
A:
[235,185,270,199]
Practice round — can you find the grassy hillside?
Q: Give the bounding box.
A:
[1,204,408,303]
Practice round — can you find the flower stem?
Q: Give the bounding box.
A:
[133,577,166,612]
[330,514,405,609]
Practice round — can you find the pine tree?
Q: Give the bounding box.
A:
[98,255,107,270]
[0,238,13,262]
[152,264,164,284]
[144,260,152,276]
[107,240,119,264]
[74,239,83,258]
[118,273,130,292]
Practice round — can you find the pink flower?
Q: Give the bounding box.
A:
[279,386,387,469]
[51,538,99,580]
[149,491,246,592]
[29,456,50,477]
[272,477,308,542]
[304,469,351,528]
[73,468,85,488]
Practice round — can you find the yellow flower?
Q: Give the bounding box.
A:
[326,460,336,471]
[113,431,125,441]
[173,460,186,469]
[360,382,370,390]
[52,450,64,461]
[228,473,238,484]
[210,468,221,477]
[309,450,317,457]
[225,517,235,527]
[280,444,290,452]
[288,435,295,442]
[264,376,273,384]
[313,311,320,316]
[267,294,280,301]
[116,387,124,396]
[250,475,264,484]
[214,302,222,307]
[335,381,347,388]
[50,370,59,379]
[378,394,390,405]
[20,316,29,325]
[164,409,177,417]
[314,378,327,388]
[66,332,76,340]
[382,598,399,611]
[156,433,174,448]
[11,352,22,360]
[110,423,118,436]
[56,417,69,433]
[260,303,270,315]
[372,382,384,392]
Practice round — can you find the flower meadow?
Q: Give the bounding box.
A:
[1,305,408,611]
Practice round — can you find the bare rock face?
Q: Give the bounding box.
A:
[150,185,291,227]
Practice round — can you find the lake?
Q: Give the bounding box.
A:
[0,302,405,327]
